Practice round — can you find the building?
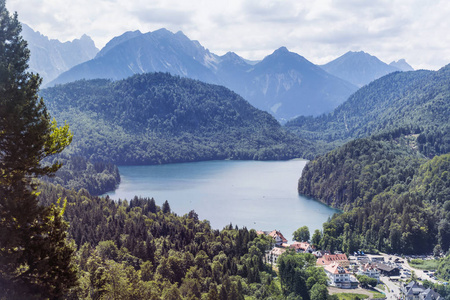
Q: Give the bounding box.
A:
[313,250,330,258]
[324,262,352,288]
[267,247,287,264]
[317,253,350,268]
[357,263,380,281]
[403,281,442,300]
[268,230,288,246]
[375,262,400,277]
[290,241,313,253]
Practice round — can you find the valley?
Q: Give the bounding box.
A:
[2,3,450,298]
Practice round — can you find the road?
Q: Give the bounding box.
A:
[379,275,401,299]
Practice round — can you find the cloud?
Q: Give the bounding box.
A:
[5,0,450,70]
[132,7,193,25]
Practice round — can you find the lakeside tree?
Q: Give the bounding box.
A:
[0,1,76,297]
[311,229,322,248]
[293,226,310,242]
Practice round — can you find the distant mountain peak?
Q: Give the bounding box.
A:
[273,46,290,55]
[321,50,400,87]
[389,59,414,71]
[96,30,142,58]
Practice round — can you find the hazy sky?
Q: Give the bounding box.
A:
[6,0,450,70]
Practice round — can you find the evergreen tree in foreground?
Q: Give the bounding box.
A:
[0,0,76,298]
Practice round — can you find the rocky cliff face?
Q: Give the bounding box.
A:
[21,23,98,85]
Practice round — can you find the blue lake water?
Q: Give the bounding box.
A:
[105,159,339,241]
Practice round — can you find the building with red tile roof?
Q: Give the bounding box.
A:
[290,241,313,253]
[316,253,349,268]
[268,230,288,246]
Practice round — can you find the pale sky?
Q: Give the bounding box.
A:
[6,0,450,70]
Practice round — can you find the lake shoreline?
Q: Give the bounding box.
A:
[104,160,338,240]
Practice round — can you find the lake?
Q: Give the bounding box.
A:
[105,159,339,241]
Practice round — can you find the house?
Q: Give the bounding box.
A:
[403,281,442,300]
[375,262,400,277]
[257,230,289,247]
[268,230,288,246]
[324,262,352,288]
[267,247,287,264]
[290,241,313,253]
[420,288,442,300]
[356,263,380,281]
[317,253,350,268]
[313,250,330,258]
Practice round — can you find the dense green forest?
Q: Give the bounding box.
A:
[34,183,334,300]
[42,155,120,195]
[285,65,450,158]
[40,74,315,165]
[292,64,450,255]
[299,138,450,254]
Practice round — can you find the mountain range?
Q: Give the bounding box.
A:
[46,29,359,120]
[21,23,98,85]
[24,26,412,120]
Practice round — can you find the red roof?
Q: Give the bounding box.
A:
[324,262,350,274]
[268,230,288,243]
[317,253,348,265]
[290,242,312,251]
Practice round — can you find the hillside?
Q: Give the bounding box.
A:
[31,183,331,299]
[285,65,450,158]
[47,29,357,120]
[41,73,313,165]
[299,138,449,254]
[320,51,402,87]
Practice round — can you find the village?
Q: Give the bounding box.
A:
[257,230,444,300]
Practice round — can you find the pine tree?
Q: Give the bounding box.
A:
[0,0,75,297]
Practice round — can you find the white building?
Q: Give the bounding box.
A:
[324,262,352,288]
[267,247,286,265]
[357,263,380,281]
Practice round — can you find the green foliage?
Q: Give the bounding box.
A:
[300,136,450,254]
[409,259,440,271]
[356,275,377,288]
[41,73,316,164]
[42,155,120,195]
[299,138,423,210]
[334,293,369,300]
[285,66,450,159]
[293,226,310,242]
[0,1,76,297]
[311,229,322,248]
[37,182,303,299]
[438,255,450,281]
[277,251,328,300]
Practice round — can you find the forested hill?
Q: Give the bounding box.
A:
[299,138,450,254]
[35,183,332,299]
[285,64,450,158]
[41,73,312,164]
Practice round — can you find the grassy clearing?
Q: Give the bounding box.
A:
[409,259,440,270]
[335,293,369,300]
[370,290,386,299]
